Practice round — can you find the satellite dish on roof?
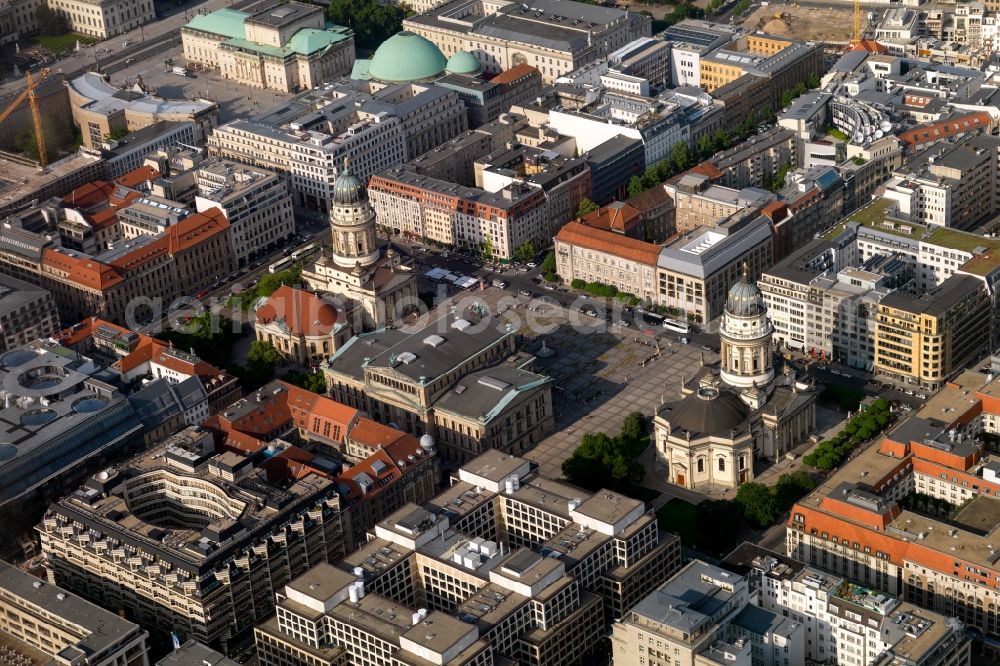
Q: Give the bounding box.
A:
[875,130,884,139]
[880,120,892,132]
[854,132,865,143]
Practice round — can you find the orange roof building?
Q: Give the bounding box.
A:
[788,370,1000,641]
[553,221,662,303]
[254,285,351,368]
[896,112,994,149]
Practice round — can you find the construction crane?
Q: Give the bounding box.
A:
[852,0,862,45]
[0,68,51,167]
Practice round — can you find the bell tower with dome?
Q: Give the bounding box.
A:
[719,264,775,391]
[302,163,418,332]
[329,159,379,268]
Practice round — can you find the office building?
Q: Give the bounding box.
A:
[0,561,150,666]
[612,560,803,666]
[786,368,1000,646]
[553,222,662,304]
[0,274,59,353]
[157,641,238,666]
[663,173,775,234]
[256,450,681,666]
[324,307,553,465]
[194,159,294,268]
[182,3,354,93]
[66,73,218,150]
[208,80,467,212]
[404,0,652,83]
[656,216,774,324]
[434,64,542,129]
[40,383,437,650]
[367,167,548,261]
[98,121,199,180]
[583,135,645,205]
[46,0,154,39]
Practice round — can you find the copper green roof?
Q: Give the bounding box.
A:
[446,51,481,75]
[823,198,924,241]
[184,8,249,39]
[368,31,447,83]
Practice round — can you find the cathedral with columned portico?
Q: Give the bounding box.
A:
[302,162,418,331]
[653,266,817,490]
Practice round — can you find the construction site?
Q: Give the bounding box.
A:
[739,4,857,44]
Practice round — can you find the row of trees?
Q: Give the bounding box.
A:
[283,370,328,394]
[326,0,410,51]
[803,398,893,471]
[733,471,817,528]
[230,264,302,311]
[562,412,648,493]
[779,73,822,110]
[627,129,731,198]
[569,279,640,306]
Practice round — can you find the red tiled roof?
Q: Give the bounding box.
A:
[166,208,230,253]
[116,165,160,189]
[255,285,339,337]
[578,203,641,234]
[897,112,993,147]
[554,222,662,265]
[42,249,124,291]
[491,64,539,85]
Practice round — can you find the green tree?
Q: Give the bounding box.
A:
[481,237,494,261]
[540,251,556,276]
[35,5,67,35]
[712,128,730,151]
[735,482,777,528]
[326,0,407,50]
[621,412,646,443]
[627,174,645,198]
[285,371,327,394]
[576,198,599,217]
[514,240,536,263]
[570,278,586,290]
[248,340,281,367]
[670,141,692,173]
[697,134,715,160]
[774,471,816,512]
[105,127,130,142]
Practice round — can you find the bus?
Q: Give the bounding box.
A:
[269,257,293,273]
[290,243,317,261]
[663,319,690,334]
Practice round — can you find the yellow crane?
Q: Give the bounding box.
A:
[0,68,51,167]
[852,0,862,45]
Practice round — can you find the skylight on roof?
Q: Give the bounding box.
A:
[423,334,445,347]
[451,319,472,331]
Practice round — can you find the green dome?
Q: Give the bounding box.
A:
[369,31,447,83]
[446,51,481,75]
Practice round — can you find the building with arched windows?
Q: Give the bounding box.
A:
[653,267,816,490]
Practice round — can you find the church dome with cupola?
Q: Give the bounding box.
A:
[332,165,367,206]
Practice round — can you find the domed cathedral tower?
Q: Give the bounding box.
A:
[719,264,775,392]
[329,159,379,269]
[302,160,418,332]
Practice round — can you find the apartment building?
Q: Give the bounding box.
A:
[40,384,438,651]
[0,562,150,666]
[435,64,542,129]
[612,560,802,666]
[881,135,1000,231]
[656,216,774,323]
[67,73,219,150]
[721,543,972,666]
[404,0,651,83]
[700,127,797,191]
[474,143,591,233]
[208,81,466,212]
[786,369,1000,647]
[182,3,354,93]
[553,222,662,304]
[0,274,59,353]
[46,0,154,39]
[770,166,844,261]
[55,316,241,414]
[324,308,553,465]
[256,450,681,666]
[367,167,548,260]
[194,159,294,267]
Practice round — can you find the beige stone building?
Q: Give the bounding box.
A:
[553,221,661,303]
[47,0,154,39]
[0,561,150,666]
[182,3,354,93]
[663,172,775,234]
[324,309,554,465]
[404,0,651,83]
[254,285,351,367]
[0,273,59,353]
